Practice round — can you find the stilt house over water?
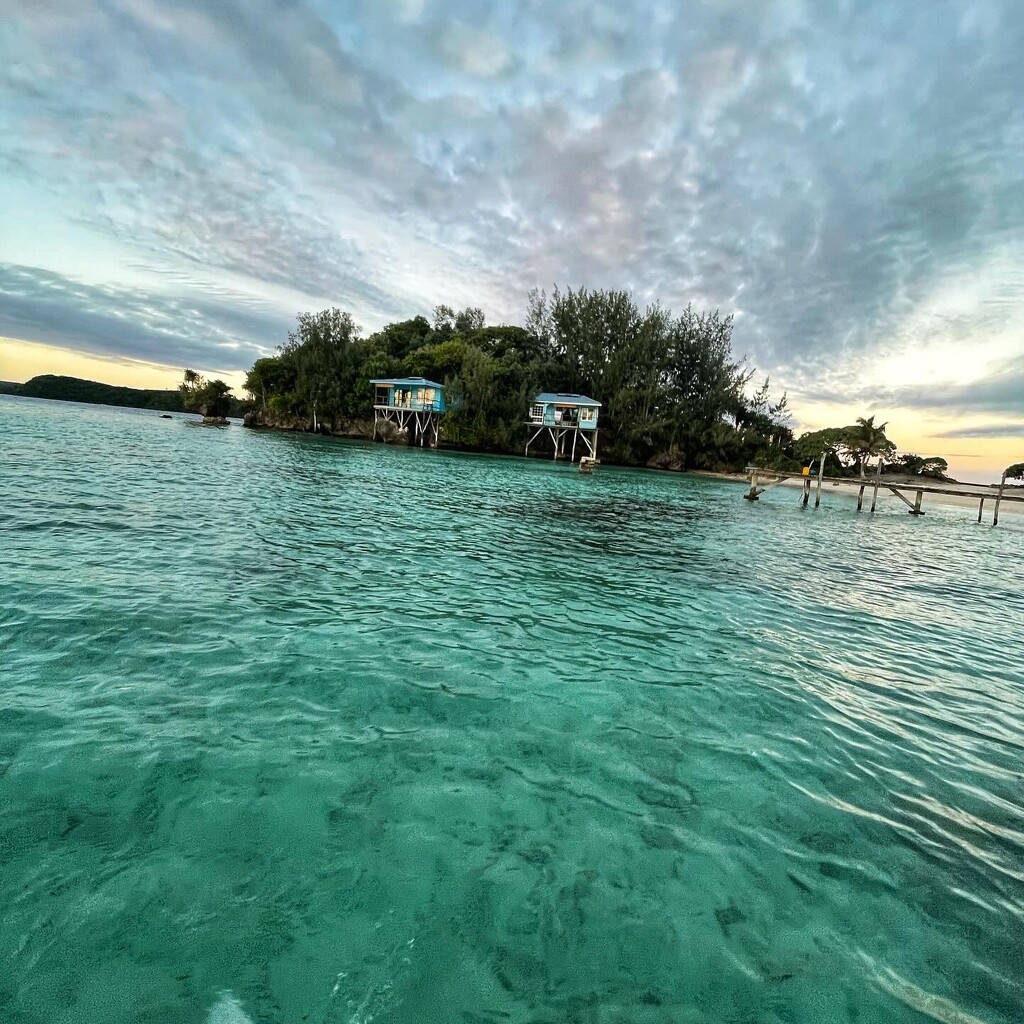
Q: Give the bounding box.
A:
[371,376,446,448]
[525,392,601,462]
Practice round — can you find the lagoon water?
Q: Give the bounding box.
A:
[1,394,1023,1024]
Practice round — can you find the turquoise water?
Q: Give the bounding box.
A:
[1,395,1022,1024]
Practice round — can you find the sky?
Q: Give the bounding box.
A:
[1,0,1022,480]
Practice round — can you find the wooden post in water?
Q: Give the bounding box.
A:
[870,458,882,513]
[857,483,865,511]
[815,453,825,507]
[802,475,810,506]
[978,497,985,523]
[911,489,924,515]
[744,470,760,501]
[993,472,1006,527]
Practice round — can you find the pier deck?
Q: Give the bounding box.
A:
[744,466,1024,526]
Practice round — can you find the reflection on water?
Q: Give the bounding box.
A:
[1,395,1022,1024]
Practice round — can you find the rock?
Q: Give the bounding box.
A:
[201,416,230,426]
[646,448,686,472]
[160,414,173,419]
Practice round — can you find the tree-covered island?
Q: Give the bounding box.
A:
[239,287,953,477]
[242,288,794,471]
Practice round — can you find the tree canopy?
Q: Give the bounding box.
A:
[790,420,948,479]
[180,369,233,419]
[242,288,795,471]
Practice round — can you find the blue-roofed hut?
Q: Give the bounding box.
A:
[525,392,601,462]
[371,377,446,447]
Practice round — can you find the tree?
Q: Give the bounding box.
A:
[244,357,295,411]
[281,308,362,431]
[920,457,948,479]
[454,306,485,335]
[180,369,233,419]
[844,416,896,478]
[1004,462,1024,481]
[792,427,849,473]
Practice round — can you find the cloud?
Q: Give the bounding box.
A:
[936,423,1024,440]
[0,0,1022,412]
[860,357,1024,419]
[0,263,287,371]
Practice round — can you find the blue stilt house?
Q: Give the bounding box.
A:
[525,392,601,462]
[371,376,446,447]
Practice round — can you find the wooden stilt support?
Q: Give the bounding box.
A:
[744,471,761,501]
[802,476,810,506]
[815,454,825,507]
[994,473,1005,526]
[978,497,985,523]
[911,489,924,516]
[870,458,882,513]
[857,484,865,511]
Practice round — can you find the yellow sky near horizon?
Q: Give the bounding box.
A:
[0,337,248,394]
[2,336,1018,483]
[783,396,1018,484]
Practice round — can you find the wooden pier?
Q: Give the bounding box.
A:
[744,463,1024,526]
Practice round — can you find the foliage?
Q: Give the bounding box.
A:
[792,418,903,477]
[891,453,949,479]
[13,374,246,415]
[280,308,363,429]
[845,415,897,477]
[244,358,295,411]
[1004,462,1024,481]
[242,288,796,470]
[180,369,234,418]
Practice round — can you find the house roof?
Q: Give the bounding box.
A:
[533,392,602,407]
[370,377,445,389]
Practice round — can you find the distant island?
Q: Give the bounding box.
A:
[4,374,246,418]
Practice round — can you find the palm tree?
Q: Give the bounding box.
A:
[847,415,891,479]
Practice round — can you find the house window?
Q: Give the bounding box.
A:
[423,388,435,407]
[531,403,544,421]
[580,407,595,423]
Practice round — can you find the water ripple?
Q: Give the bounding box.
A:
[1,395,1023,1023]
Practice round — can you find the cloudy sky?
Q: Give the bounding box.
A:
[1,0,1022,477]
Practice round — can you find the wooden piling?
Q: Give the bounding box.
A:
[994,473,1005,527]
[744,470,760,501]
[815,454,825,507]
[870,458,882,513]
[802,476,810,506]
[912,489,924,516]
[978,497,985,523]
[857,484,865,511]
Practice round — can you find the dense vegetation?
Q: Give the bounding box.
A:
[180,369,234,420]
[244,289,794,471]
[10,374,246,417]
[791,416,949,480]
